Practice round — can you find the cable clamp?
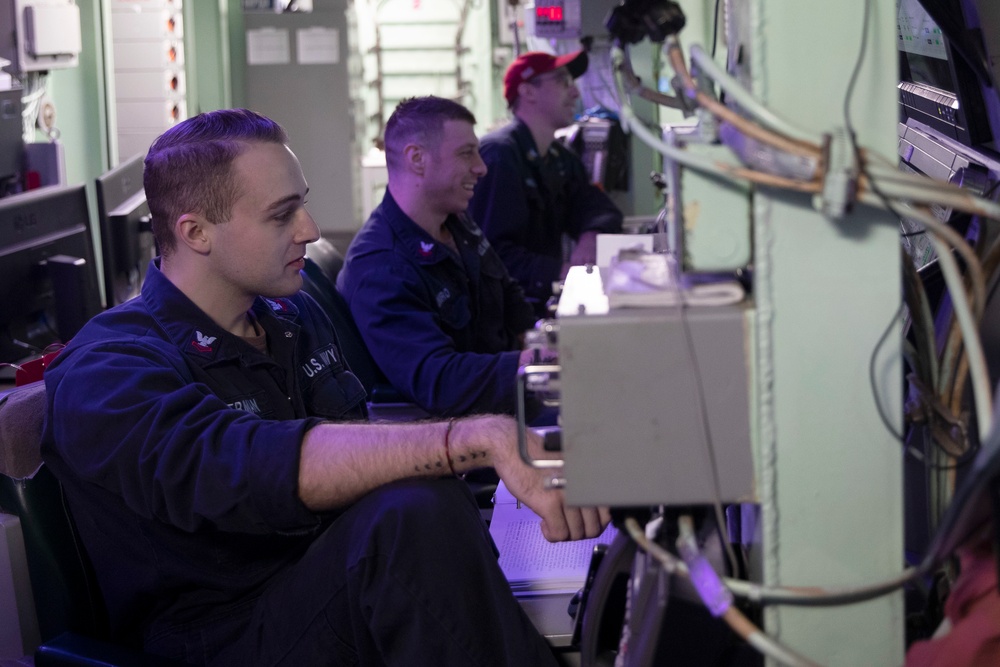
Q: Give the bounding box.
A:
[816,127,858,219]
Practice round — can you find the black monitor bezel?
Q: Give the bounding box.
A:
[95,152,153,308]
[0,184,101,363]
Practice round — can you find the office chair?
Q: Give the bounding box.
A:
[300,239,504,506]
[0,382,185,667]
[302,237,429,420]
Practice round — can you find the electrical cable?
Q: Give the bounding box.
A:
[918,400,1000,573]
[626,518,820,667]
[604,6,998,654]
[17,72,47,141]
[617,27,961,587]
[664,37,822,159]
[938,187,1000,423]
[620,8,1000,231]
[721,606,821,667]
[869,302,906,442]
[668,0,992,495]
[907,373,975,463]
[863,162,974,193]
[617,49,685,109]
[663,254,740,578]
[862,176,1000,225]
[905,432,972,470]
[864,196,994,443]
[611,51,747,179]
[709,0,722,59]
[940,304,974,417]
[903,251,940,393]
[841,0,871,147]
[687,70,986,211]
[687,44,822,147]
[899,253,977,468]
[903,212,984,318]
[838,0,991,450]
[685,41,979,207]
[681,514,822,667]
[904,250,972,414]
[613,48,824,194]
[623,517,927,608]
[859,179,987,453]
[856,177,983,463]
[904,212,992,436]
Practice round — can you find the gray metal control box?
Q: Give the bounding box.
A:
[559,304,754,507]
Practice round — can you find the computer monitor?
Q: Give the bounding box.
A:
[95,152,154,307]
[897,0,999,150]
[0,88,23,191]
[0,185,102,364]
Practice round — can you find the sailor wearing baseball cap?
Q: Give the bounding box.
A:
[502,50,589,109]
[469,49,623,316]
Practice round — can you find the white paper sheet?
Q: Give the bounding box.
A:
[489,481,616,595]
[246,28,290,65]
[296,27,339,64]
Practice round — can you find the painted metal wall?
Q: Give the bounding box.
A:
[238,0,358,233]
[41,0,110,295]
[735,0,905,662]
[29,0,232,303]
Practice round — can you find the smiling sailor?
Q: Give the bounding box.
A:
[338,96,548,418]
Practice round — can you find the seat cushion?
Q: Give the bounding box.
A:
[0,382,46,480]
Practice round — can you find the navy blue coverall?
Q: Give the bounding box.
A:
[41,261,556,666]
[469,119,623,315]
[337,189,537,417]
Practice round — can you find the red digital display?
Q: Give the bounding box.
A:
[535,6,563,22]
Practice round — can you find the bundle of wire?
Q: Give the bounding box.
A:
[603,7,1000,665]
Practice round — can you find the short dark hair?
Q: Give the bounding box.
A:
[143,108,288,256]
[383,96,476,173]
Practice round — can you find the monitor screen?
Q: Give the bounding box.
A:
[0,185,102,364]
[95,152,154,307]
[897,0,996,149]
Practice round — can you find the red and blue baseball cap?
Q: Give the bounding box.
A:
[503,50,589,106]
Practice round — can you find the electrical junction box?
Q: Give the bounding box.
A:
[0,0,81,73]
[556,268,755,508]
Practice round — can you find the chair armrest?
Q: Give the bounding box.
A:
[366,384,429,422]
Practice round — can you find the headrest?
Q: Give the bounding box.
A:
[306,238,345,285]
[0,381,47,480]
